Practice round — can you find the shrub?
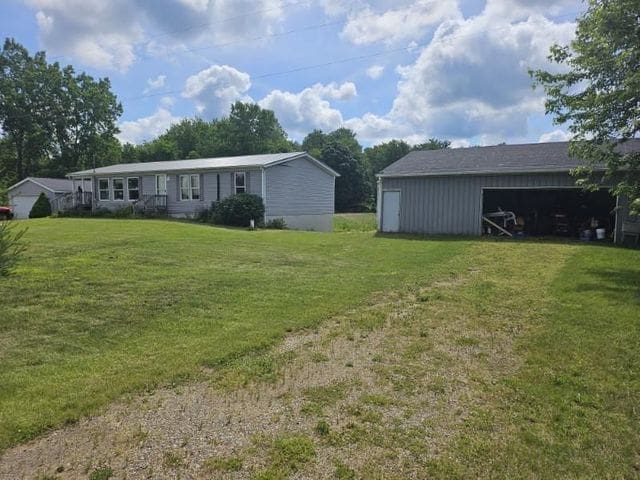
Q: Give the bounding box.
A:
[265,217,287,229]
[211,193,264,227]
[0,221,27,277]
[29,193,52,218]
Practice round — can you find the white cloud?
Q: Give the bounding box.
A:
[341,0,461,45]
[144,74,167,93]
[366,65,385,79]
[258,82,357,138]
[539,130,572,143]
[182,64,252,118]
[24,0,287,71]
[27,0,142,71]
[160,96,176,107]
[117,108,182,144]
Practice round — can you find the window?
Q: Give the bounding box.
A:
[179,174,201,201]
[112,178,124,200]
[98,178,110,201]
[127,177,139,200]
[155,174,167,195]
[234,172,246,194]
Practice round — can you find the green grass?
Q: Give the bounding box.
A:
[0,218,468,451]
[2,218,639,479]
[425,243,640,478]
[333,213,377,232]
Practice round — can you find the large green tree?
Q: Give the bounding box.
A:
[531,0,640,214]
[0,38,122,180]
[364,140,412,176]
[302,127,371,211]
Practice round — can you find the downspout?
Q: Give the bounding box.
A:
[261,167,267,224]
[376,176,382,231]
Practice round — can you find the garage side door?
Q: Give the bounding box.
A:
[11,195,39,219]
[382,191,400,232]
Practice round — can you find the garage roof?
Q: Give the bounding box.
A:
[379,140,640,177]
[8,177,74,193]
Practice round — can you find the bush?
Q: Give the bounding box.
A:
[211,194,265,227]
[29,193,52,218]
[265,217,287,229]
[0,221,27,277]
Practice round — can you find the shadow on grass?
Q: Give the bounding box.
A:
[574,268,640,304]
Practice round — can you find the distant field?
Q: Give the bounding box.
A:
[1,218,639,479]
[333,212,377,231]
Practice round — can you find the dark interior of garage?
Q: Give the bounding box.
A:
[482,188,616,239]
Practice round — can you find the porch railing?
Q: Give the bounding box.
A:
[135,194,168,213]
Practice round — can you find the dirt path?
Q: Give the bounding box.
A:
[0,243,572,479]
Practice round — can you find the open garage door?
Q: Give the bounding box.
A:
[10,195,39,219]
[482,188,616,240]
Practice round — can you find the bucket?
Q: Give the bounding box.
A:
[596,228,606,240]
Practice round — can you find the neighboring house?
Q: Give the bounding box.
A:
[377,141,640,245]
[67,152,339,231]
[7,177,75,219]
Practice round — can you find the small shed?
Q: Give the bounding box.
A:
[377,141,640,245]
[7,177,74,219]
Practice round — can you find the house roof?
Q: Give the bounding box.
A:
[8,177,74,193]
[379,140,640,177]
[68,152,339,177]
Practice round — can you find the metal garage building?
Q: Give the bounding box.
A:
[376,141,640,245]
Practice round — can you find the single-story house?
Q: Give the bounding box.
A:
[67,152,339,231]
[7,177,75,218]
[377,141,640,245]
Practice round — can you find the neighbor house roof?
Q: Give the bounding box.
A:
[8,177,74,193]
[379,140,640,177]
[68,152,339,177]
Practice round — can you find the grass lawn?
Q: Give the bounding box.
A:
[0,218,639,479]
[333,213,377,232]
[0,218,468,451]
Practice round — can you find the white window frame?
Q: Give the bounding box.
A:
[127,177,140,201]
[112,177,125,201]
[179,174,201,201]
[155,174,167,196]
[98,178,110,201]
[234,171,246,194]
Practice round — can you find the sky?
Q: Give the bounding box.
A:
[0,0,585,148]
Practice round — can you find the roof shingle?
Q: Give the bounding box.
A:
[379,140,640,177]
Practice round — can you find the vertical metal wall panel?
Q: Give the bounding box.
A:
[380,172,583,235]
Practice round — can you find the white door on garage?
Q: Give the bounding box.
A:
[382,191,400,232]
[11,195,39,219]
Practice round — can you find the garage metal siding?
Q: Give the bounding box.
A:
[381,172,579,235]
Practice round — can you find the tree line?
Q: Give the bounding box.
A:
[0,38,449,212]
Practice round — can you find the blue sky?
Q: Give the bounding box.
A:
[1,0,585,147]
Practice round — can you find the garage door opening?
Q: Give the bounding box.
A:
[482,188,617,240]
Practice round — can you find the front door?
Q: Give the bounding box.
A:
[155,174,167,195]
[382,191,400,232]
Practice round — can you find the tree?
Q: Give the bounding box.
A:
[0,220,26,277]
[29,192,52,218]
[321,141,371,212]
[364,140,412,175]
[217,102,294,155]
[413,138,451,151]
[0,38,122,180]
[0,39,57,179]
[531,0,640,214]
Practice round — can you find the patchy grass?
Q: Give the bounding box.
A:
[0,218,467,451]
[428,244,640,478]
[204,455,243,472]
[1,218,639,479]
[333,213,377,232]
